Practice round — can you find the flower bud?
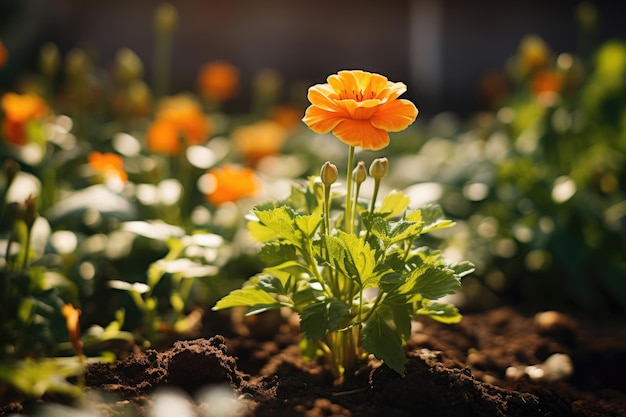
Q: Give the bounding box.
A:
[3,159,20,186]
[352,161,367,184]
[115,47,144,84]
[154,3,178,35]
[22,195,37,229]
[369,157,389,180]
[320,161,338,185]
[65,48,91,82]
[39,42,60,78]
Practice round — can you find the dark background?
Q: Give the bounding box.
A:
[1,0,625,116]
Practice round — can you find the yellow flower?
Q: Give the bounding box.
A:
[197,60,240,102]
[1,92,48,146]
[146,95,210,154]
[302,70,418,150]
[61,303,83,356]
[231,120,288,165]
[88,151,128,183]
[205,164,260,205]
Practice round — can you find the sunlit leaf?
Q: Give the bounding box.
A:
[379,190,411,218]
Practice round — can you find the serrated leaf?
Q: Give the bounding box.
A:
[450,261,475,278]
[379,190,411,218]
[416,301,462,324]
[382,264,461,304]
[254,206,304,247]
[259,243,298,267]
[247,219,281,243]
[295,213,323,238]
[411,205,455,234]
[300,299,351,340]
[324,231,377,289]
[370,217,423,247]
[361,307,406,374]
[410,265,461,301]
[212,286,282,313]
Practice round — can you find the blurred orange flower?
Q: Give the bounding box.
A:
[205,164,260,205]
[531,70,563,96]
[1,92,48,146]
[197,60,240,102]
[146,95,210,154]
[232,120,288,165]
[0,39,7,68]
[62,303,83,356]
[269,105,304,131]
[302,70,418,150]
[88,151,128,183]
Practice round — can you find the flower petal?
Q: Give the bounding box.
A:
[302,105,346,133]
[332,119,390,150]
[371,99,418,132]
[308,84,339,110]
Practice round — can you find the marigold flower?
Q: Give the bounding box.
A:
[0,39,8,68]
[197,60,240,102]
[62,303,83,356]
[302,70,418,151]
[1,92,48,146]
[146,95,210,154]
[531,70,563,97]
[205,164,260,205]
[231,120,288,165]
[88,151,128,183]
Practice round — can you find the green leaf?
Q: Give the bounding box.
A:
[361,307,406,374]
[300,298,351,340]
[450,261,476,278]
[409,205,454,234]
[323,231,378,289]
[295,213,323,238]
[369,217,423,247]
[382,264,461,303]
[212,285,282,314]
[248,220,281,243]
[379,190,411,218]
[254,206,304,247]
[259,243,298,267]
[416,301,462,324]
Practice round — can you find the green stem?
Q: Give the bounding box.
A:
[369,178,381,215]
[323,184,332,237]
[344,146,355,234]
[21,227,33,270]
[364,178,381,243]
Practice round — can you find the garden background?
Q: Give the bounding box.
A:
[1,0,626,409]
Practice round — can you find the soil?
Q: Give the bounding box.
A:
[2,306,626,417]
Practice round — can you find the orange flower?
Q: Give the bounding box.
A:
[205,164,260,205]
[62,303,83,356]
[302,70,418,150]
[269,105,304,131]
[197,60,240,102]
[1,92,48,146]
[146,95,210,154]
[531,70,563,96]
[231,120,288,165]
[88,151,128,183]
[0,39,7,68]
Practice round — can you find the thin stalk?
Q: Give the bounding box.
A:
[323,183,332,237]
[21,227,33,270]
[344,146,355,234]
